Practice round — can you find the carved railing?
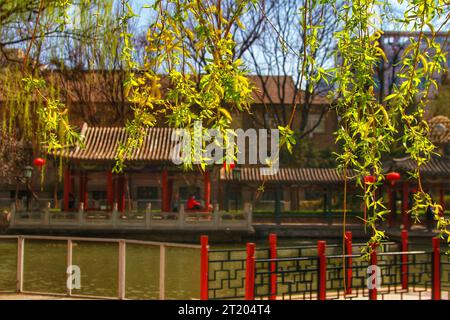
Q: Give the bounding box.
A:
[8,202,254,231]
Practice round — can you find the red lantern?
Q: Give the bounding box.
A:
[33,157,46,167]
[386,172,401,185]
[223,162,235,170]
[364,175,376,184]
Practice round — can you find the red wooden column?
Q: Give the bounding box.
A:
[204,170,211,211]
[63,168,72,211]
[78,172,83,208]
[118,175,125,213]
[79,171,88,209]
[107,171,114,210]
[401,182,409,230]
[161,170,170,212]
[84,172,88,209]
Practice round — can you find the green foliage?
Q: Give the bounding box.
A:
[0,0,119,177]
[328,0,449,256]
[383,0,449,242]
[114,0,254,172]
[278,125,296,154]
[21,76,81,152]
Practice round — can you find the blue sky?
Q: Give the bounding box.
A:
[127,0,449,32]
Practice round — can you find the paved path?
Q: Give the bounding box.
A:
[1,291,448,300]
[0,293,97,300]
[342,290,449,300]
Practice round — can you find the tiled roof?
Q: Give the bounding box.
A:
[391,155,450,176]
[220,167,353,184]
[60,123,177,162]
[428,116,450,144]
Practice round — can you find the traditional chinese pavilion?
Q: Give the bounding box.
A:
[57,123,216,214]
[53,122,448,230]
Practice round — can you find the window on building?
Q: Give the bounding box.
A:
[263,112,277,128]
[306,114,326,134]
[137,186,158,199]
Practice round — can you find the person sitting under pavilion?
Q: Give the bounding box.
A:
[186,194,202,210]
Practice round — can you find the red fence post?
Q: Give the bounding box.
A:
[200,235,209,300]
[269,233,277,300]
[401,230,408,290]
[344,231,352,295]
[369,245,377,300]
[245,243,256,300]
[318,240,326,300]
[432,237,441,300]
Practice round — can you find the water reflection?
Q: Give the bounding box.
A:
[0,240,199,299]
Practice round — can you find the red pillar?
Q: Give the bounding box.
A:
[63,168,71,211]
[401,230,408,290]
[204,170,211,211]
[79,171,88,209]
[118,175,125,212]
[107,171,114,210]
[84,172,88,209]
[318,240,326,300]
[78,172,83,208]
[245,243,256,300]
[168,179,173,210]
[432,237,441,300]
[200,235,209,300]
[269,233,277,300]
[345,231,352,295]
[161,170,170,212]
[402,182,409,230]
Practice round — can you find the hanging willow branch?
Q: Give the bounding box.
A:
[330,0,449,257]
[114,0,255,173]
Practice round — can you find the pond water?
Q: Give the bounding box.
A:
[0,237,431,299]
[0,239,201,299]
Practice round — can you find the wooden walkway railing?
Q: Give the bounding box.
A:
[7,203,253,231]
[0,235,201,300]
